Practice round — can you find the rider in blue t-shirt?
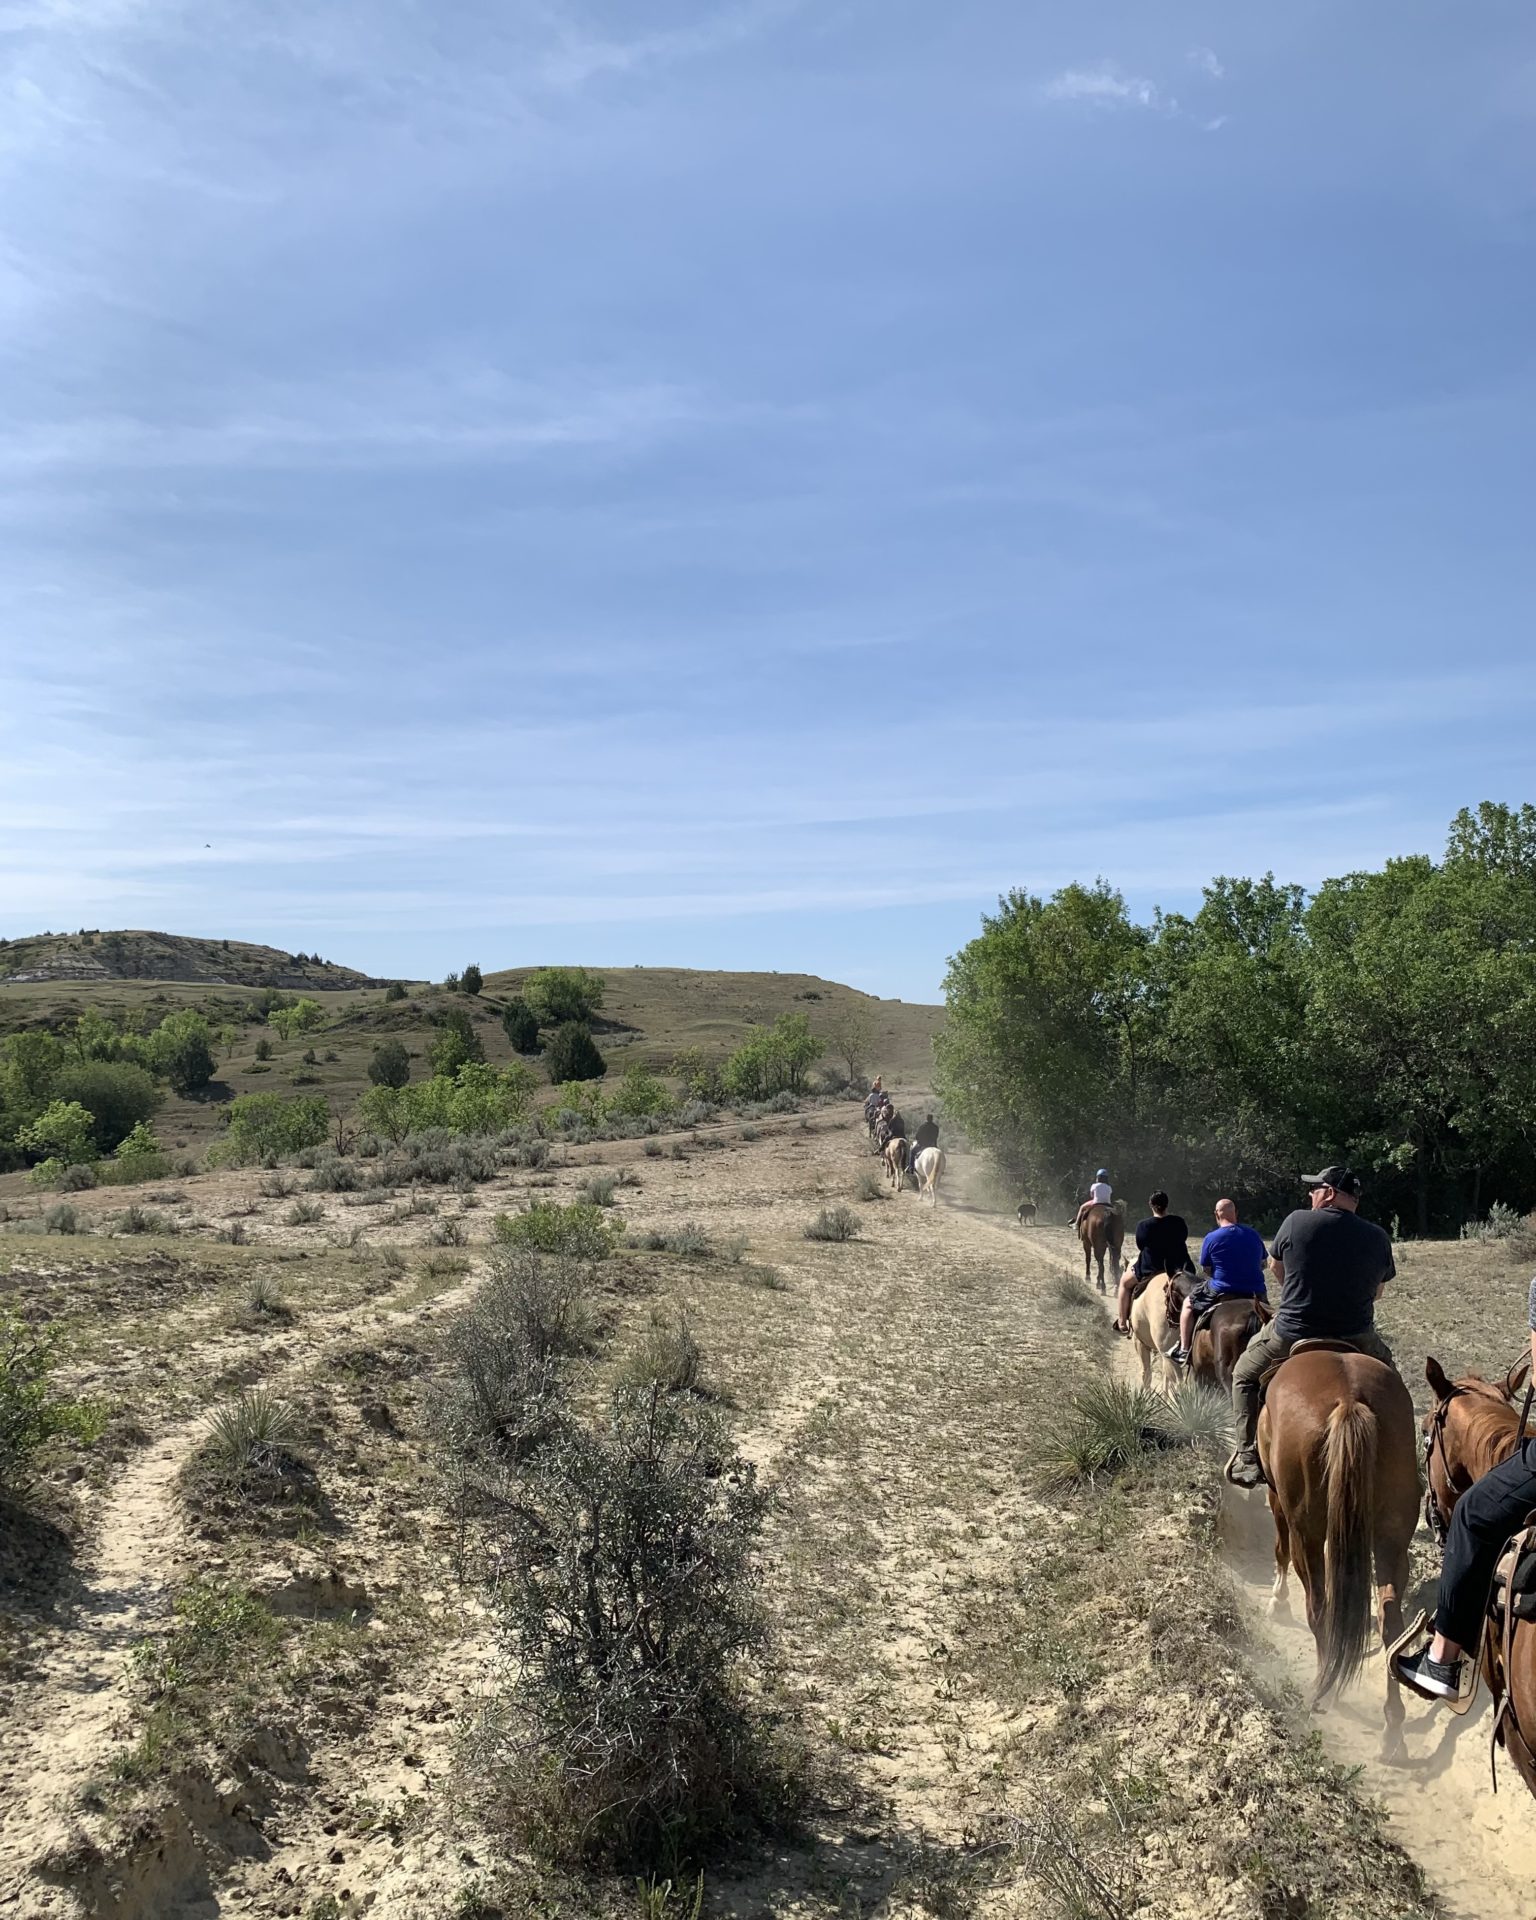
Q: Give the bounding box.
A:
[1175,1199,1268,1367]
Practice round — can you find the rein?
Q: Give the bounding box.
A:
[1423,1354,1534,1547]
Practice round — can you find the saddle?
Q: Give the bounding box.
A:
[1191,1293,1271,1340]
[1257,1335,1368,1395]
[1491,1523,1536,1625]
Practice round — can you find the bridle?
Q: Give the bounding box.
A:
[1422,1353,1535,1548]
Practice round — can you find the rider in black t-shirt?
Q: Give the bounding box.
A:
[1113,1191,1192,1333]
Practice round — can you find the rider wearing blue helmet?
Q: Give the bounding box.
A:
[1072,1169,1114,1231]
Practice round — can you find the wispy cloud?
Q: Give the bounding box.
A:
[1043,64,1164,112]
[1187,45,1224,81]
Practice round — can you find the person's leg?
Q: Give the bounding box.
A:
[1228,1325,1288,1485]
[1114,1268,1134,1331]
[1178,1295,1196,1358]
[1397,1443,1536,1699]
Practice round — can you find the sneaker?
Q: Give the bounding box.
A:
[1394,1646,1465,1703]
[1172,1347,1190,1369]
[1224,1447,1266,1490]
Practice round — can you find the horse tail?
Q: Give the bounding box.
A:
[1316,1396,1378,1701]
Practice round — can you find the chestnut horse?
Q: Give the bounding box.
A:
[1260,1346,1419,1738]
[1078,1203,1124,1294]
[1423,1355,1536,1796]
[883,1135,909,1191]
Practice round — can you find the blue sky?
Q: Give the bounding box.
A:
[1,1,1532,1003]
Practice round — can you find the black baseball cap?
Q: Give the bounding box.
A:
[1301,1164,1362,1196]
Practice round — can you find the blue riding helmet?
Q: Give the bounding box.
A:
[1095,1168,1110,1180]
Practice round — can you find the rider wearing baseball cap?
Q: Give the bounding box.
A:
[1225,1166,1398,1490]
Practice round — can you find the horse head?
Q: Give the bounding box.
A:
[1423,1356,1521,1536]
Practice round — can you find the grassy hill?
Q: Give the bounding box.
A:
[0,960,942,1175]
[0,929,380,990]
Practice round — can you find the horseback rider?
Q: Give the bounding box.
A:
[1226,1167,1396,1491]
[1113,1190,1193,1335]
[1393,1275,1536,1703]
[913,1113,940,1155]
[863,1077,888,1124]
[1072,1169,1114,1231]
[1173,1198,1268,1369]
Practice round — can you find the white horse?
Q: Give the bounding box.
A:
[912,1146,946,1206]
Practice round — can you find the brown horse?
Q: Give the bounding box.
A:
[1078,1203,1124,1294]
[1260,1346,1419,1738]
[1190,1297,1268,1393]
[1423,1355,1536,1796]
[883,1135,909,1191]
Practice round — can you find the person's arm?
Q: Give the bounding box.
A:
[1374,1239,1397,1302]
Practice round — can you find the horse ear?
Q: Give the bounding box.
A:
[1425,1356,1453,1402]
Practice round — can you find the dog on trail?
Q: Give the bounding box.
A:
[1016,1199,1037,1226]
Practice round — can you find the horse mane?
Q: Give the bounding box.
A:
[1445,1370,1523,1479]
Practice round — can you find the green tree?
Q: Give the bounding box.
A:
[216,1093,331,1164]
[429,1007,486,1077]
[525,967,607,1026]
[149,1010,217,1094]
[18,1100,96,1169]
[721,1013,822,1100]
[53,1061,162,1153]
[606,1064,672,1119]
[502,998,540,1054]
[368,1040,412,1089]
[268,998,325,1041]
[545,1022,606,1083]
[462,962,484,997]
[934,883,1153,1196]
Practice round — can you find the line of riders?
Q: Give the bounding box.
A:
[1062,1163,1536,1715]
[863,1076,939,1187]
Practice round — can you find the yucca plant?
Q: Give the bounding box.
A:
[205,1389,299,1476]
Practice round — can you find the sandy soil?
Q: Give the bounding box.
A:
[2,1109,1531,1917]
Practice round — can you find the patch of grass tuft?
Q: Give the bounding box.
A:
[804,1205,859,1243]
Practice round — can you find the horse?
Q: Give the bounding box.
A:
[1078,1203,1124,1294]
[1259,1346,1419,1743]
[1016,1199,1037,1226]
[1423,1355,1536,1796]
[1190,1297,1269,1393]
[1129,1265,1181,1390]
[912,1146,946,1206]
[883,1135,909,1191]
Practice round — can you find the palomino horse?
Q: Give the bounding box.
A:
[912,1146,946,1206]
[1190,1297,1268,1393]
[1078,1203,1124,1294]
[1260,1346,1418,1740]
[883,1135,909,1191]
[1129,1266,1181,1390]
[1423,1355,1536,1797]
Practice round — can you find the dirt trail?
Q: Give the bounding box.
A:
[0,1261,487,1913]
[1223,1490,1536,1920]
[1018,1207,1536,1920]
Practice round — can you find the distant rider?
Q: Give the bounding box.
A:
[1394,1275,1536,1703]
[1072,1169,1114,1231]
[864,1077,888,1124]
[1226,1167,1396,1491]
[1173,1198,1268,1369]
[913,1113,940,1155]
[1113,1190,1192,1335]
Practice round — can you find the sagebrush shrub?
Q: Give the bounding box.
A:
[0,1311,94,1489]
[804,1206,858,1243]
[615,1308,701,1395]
[44,1203,79,1235]
[494,1202,616,1263]
[474,1383,795,1868]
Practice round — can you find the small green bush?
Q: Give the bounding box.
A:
[204,1389,300,1477]
[118,1204,169,1235]
[494,1202,617,1263]
[804,1206,858,1243]
[853,1171,883,1202]
[217,1093,330,1166]
[524,966,606,1026]
[462,963,484,997]
[54,1060,163,1151]
[44,1203,79,1235]
[579,1175,617,1208]
[1,1311,97,1489]
[614,1308,701,1395]
[385,981,408,1003]
[287,1198,326,1226]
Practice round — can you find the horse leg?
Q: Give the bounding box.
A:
[1269,1498,1292,1617]
[1375,1536,1410,1757]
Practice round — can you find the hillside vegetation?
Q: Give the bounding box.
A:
[0,960,940,1179]
[0,929,378,990]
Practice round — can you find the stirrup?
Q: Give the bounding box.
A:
[1224,1448,1267,1490]
[1385,1609,1480,1716]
